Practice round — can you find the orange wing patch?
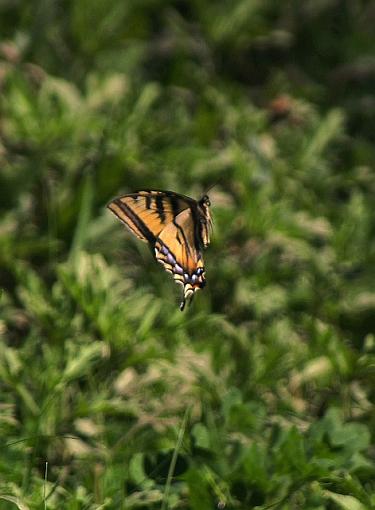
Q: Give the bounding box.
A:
[107,191,192,241]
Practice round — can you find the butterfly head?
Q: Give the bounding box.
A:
[200,195,211,207]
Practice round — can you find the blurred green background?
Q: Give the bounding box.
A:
[1,1,375,509]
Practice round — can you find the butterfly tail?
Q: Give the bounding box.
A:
[180,285,195,311]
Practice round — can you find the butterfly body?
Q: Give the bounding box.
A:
[107,190,212,310]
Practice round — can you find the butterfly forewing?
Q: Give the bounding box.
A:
[107,190,194,241]
[107,190,211,310]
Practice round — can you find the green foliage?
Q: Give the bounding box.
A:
[1,1,375,509]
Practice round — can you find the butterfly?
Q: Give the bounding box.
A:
[107,190,212,310]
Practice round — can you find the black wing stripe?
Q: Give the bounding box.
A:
[188,204,202,251]
[155,195,166,222]
[145,195,152,209]
[170,195,181,218]
[114,199,156,244]
[172,219,192,256]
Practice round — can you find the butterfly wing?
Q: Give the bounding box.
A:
[154,208,206,310]
[107,190,195,242]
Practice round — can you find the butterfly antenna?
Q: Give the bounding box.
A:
[203,180,222,196]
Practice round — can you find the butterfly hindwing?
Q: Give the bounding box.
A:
[107,190,212,310]
[155,208,206,310]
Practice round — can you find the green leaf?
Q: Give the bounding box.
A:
[129,453,147,485]
[0,495,29,510]
[61,341,104,383]
[275,427,307,473]
[330,422,370,452]
[323,490,367,510]
[243,443,268,488]
[192,423,210,450]
[185,469,214,510]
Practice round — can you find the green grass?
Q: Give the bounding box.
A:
[1,1,375,509]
